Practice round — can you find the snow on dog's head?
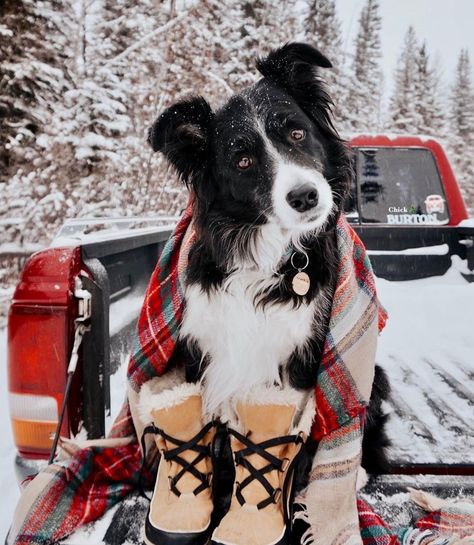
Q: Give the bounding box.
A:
[148,43,352,269]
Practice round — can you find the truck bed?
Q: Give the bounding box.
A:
[61,474,474,545]
[375,259,474,467]
[57,259,474,544]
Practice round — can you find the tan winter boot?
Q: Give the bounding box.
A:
[139,381,216,545]
[212,388,313,545]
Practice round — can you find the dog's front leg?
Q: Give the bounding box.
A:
[174,336,207,383]
[287,337,324,390]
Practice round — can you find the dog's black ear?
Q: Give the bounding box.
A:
[256,43,336,136]
[256,42,332,85]
[148,96,213,185]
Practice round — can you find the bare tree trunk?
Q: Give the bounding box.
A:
[79,0,87,77]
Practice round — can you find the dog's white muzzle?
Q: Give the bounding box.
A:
[272,162,334,232]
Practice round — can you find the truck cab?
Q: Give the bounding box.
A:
[347,135,473,280]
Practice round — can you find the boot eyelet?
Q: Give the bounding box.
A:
[280,457,290,472]
[297,431,306,442]
[272,488,282,503]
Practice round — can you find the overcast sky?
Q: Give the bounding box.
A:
[335,0,474,97]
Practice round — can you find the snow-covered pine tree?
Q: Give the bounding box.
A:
[36,0,132,224]
[138,0,237,216]
[448,49,474,213]
[389,29,445,135]
[0,0,73,186]
[305,0,341,62]
[0,0,76,248]
[345,0,383,133]
[222,0,302,91]
[303,0,349,130]
[158,0,232,107]
[0,0,79,289]
[413,43,445,135]
[53,0,176,220]
[388,26,419,132]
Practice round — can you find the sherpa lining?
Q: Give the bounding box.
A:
[218,384,315,435]
[137,366,199,425]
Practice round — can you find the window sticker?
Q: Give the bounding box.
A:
[424,194,445,214]
[386,213,443,224]
[355,148,450,225]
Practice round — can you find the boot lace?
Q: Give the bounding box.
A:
[228,427,304,514]
[141,420,216,497]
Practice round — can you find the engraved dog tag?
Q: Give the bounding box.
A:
[292,271,310,295]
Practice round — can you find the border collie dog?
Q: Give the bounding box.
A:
[149,43,390,472]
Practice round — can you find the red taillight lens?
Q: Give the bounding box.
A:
[8,306,69,456]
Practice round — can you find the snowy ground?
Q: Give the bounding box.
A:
[0,257,473,540]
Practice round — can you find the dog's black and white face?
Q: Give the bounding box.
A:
[149,43,351,273]
[211,84,334,233]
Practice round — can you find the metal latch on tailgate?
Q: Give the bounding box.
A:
[48,276,92,464]
[74,275,92,323]
[66,277,92,374]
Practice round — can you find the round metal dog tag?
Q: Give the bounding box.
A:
[292,271,310,295]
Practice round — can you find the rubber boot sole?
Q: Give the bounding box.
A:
[144,512,211,545]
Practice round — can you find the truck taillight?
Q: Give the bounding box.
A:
[7,246,85,460]
[10,394,58,451]
[8,306,70,457]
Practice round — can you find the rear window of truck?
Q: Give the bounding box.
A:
[346,148,449,225]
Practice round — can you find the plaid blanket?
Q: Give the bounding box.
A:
[8,204,473,545]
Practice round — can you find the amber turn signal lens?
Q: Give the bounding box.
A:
[11,418,57,452]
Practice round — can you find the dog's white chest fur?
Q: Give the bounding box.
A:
[180,272,315,412]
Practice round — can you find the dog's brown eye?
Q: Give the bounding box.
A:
[290,129,306,141]
[237,156,253,170]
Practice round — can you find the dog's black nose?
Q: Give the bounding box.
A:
[286,185,319,213]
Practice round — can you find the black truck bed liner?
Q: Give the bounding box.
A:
[61,475,474,545]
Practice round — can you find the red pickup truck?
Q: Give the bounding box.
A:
[6,135,474,541]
